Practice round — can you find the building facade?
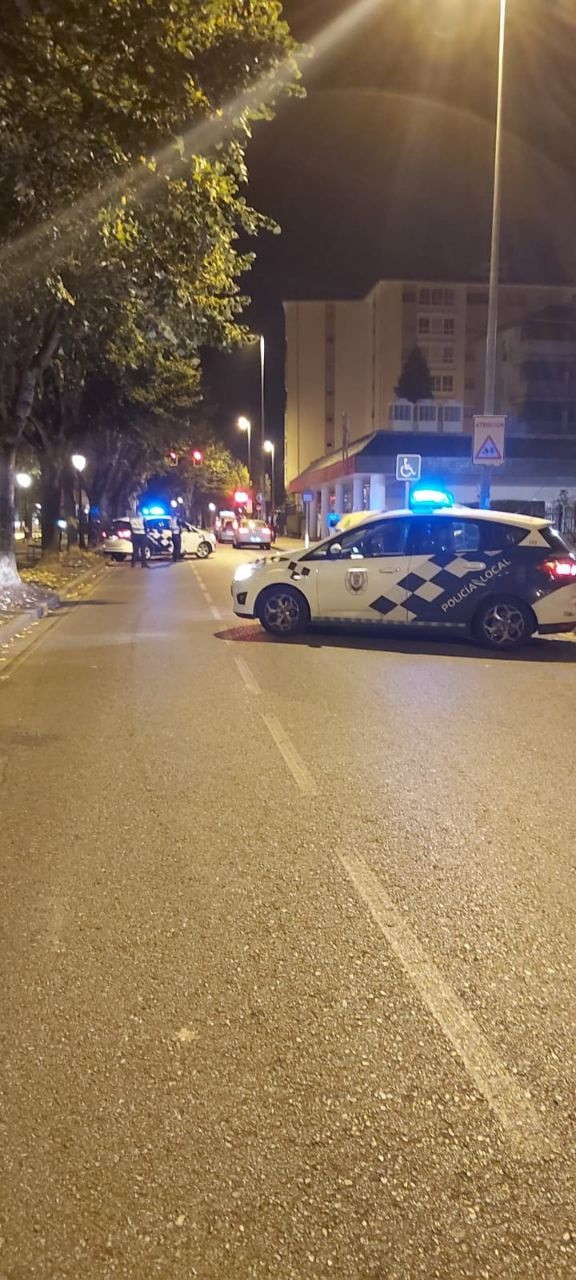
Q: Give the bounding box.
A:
[284,279,576,488]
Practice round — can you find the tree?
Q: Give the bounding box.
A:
[0,0,300,584]
[395,347,434,403]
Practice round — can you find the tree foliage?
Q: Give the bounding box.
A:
[0,0,300,569]
[395,346,434,404]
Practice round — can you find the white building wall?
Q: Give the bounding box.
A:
[284,302,327,487]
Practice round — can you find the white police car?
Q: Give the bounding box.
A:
[231,491,576,649]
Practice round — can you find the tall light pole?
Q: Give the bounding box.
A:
[259,336,266,513]
[263,440,275,517]
[237,416,252,484]
[71,453,87,548]
[481,0,508,509]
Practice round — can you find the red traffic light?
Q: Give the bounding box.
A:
[234,490,249,506]
[192,449,203,466]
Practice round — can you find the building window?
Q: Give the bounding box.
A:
[443,318,455,336]
[443,404,462,423]
[431,287,443,305]
[417,315,431,335]
[443,346,454,364]
[442,375,454,392]
[431,375,442,393]
[443,289,455,306]
[418,403,437,421]
[419,287,430,305]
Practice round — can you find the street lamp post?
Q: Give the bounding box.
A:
[263,440,275,518]
[16,472,32,544]
[237,416,252,485]
[71,453,87,548]
[481,0,508,509]
[259,336,266,501]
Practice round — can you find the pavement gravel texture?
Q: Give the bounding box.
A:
[1,546,575,1279]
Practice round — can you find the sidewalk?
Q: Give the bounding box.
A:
[0,557,109,652]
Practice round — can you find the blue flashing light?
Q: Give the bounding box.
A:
[141,507,150,516]
[149,505,166,516]
[410,487,454,510]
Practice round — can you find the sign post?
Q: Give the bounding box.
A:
[396,454,421,508]
[302,489,314,549]
[473,416,506,508]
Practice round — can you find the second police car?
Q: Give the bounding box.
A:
[231,491,576,650]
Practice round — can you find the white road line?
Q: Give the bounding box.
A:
[234,656,261,696]
[339,850,549,1161]
[261,714,317,795]
[210,605,222,621]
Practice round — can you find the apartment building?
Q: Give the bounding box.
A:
[284,279,576,487]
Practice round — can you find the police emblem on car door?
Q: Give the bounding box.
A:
[345,568,368,595]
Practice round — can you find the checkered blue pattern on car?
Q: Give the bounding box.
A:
[369,553,495,622]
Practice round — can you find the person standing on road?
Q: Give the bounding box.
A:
[129,511,148,568]
[170,512,182,562]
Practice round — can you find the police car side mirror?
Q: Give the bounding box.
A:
[328,543,343,558]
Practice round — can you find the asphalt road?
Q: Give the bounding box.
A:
[1,544,576,1279]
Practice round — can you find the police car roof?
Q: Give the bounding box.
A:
[361,505,551,530]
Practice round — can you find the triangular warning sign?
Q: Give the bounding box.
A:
[476,434,502,461]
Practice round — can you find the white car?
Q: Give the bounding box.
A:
[231,496,576,650]
[102,517,215,561]
[233,519,273,550]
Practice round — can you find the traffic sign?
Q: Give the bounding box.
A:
[302,489,314,503]
[396,454,421,483]
[256,491,263,503]
[473,415,506,466]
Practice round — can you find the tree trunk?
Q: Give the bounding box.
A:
[0,441,20,585]
[40,455,63,556]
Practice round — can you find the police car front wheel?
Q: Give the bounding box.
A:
[257,586,310,636]
[473,597,535,650]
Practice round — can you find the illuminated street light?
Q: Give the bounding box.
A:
[15,472,32,489]
[71,453,87,547]
[237,415,252,482]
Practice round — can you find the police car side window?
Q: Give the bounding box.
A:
[481,522,528,550]
[409,519,480,556]
[363,520,409,557]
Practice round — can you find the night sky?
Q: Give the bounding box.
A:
[204,0,576,461]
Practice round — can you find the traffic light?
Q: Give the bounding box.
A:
[192,449,203,467]
[166,450,178,467]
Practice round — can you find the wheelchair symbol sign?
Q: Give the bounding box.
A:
[396,454,421,482]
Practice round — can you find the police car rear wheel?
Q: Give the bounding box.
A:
[474,597,534,650]
[258,586,310,636]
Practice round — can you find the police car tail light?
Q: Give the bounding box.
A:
[539,557,576,580]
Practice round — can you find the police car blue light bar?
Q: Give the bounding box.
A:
[410,487,454,509]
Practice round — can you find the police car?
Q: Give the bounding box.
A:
[102,517,215,561]
[231,491,576,649]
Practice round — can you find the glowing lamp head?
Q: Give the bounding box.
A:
[16,472,32,489]
[234,490,249,506]
[71,453,86,473]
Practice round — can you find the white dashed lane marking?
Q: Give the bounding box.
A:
[234,656,261,696]
[261,713,317,795]
[339,850,550,1161]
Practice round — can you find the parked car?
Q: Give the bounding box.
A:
[233,519,273,550]
[216,515,238,544]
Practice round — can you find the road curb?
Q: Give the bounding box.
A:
[0,562,110,653]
